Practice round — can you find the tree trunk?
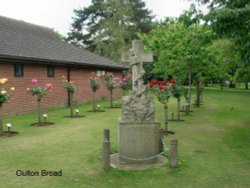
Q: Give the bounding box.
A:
[177,99,180,121]
[245,82,249,90]
[110,89,113,108]
[186,66,192,114]
[229,81,235,88]
[164,103,168,135]
[204,81,208,87]
[220,80,224,90]
[196,80,200,107]
[200,83,203,103]
[0,104,3,133]
[37,98,42,125]
[70,92,74,117]
[185,97,189,115]
[93,91,96,111]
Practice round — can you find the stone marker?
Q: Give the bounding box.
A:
[118,40,160,165]
[170,139,178,168]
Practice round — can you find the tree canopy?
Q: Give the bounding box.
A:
[198,0,250,65]
[66,0,154,61]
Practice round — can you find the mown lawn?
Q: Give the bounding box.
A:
[0,88,249,188]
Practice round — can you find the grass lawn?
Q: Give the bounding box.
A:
[0,88,249,188]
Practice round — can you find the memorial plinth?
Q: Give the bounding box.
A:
[118,94,160,165]
[111,40,166,169]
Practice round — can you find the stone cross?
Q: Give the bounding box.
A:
[122,40,153,96]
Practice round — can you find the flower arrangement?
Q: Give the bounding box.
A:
[118,76,132,96]
[27,79,52,99]
[0,78,15,105]
[62,77,79,117]
[88,73,101,111]
[148,78,176,134]
[62,79,77,93]
[0,78,15,133]
[27,79,52,125]
[102,73,120,108]
[148,79,175,105]
[89,73,101,93]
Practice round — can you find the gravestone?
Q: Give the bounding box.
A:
[117,40,160,165]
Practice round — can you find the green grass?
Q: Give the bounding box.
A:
[0,88,249,188]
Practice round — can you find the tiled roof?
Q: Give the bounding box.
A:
[0,16,126,70]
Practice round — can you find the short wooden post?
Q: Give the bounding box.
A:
[104,129,110,142]
[170,139,178,168]
[159,128,164,152]
[103,129,110,170]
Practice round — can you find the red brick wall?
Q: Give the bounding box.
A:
[0,62,122,116]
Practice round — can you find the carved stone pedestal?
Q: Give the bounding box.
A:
[119,121,160,164]
[114,94,162,167]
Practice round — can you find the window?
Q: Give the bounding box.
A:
[47,66,55,77]
[96,70,105,77]
[14,64,23,77]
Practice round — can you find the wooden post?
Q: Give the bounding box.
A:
[177,99,180,121]
[110,89,113,108]
[164,104,168,135]
[37,98,42,125]
[170,139,178,168]
[103,129,110,170]
[103,129,110,142]
[93,91,96,111]
[70,92,74,117]
[159,128,164,152]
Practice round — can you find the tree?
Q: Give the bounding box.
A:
[88,73,101,111]
[139,19,214,111]
[197,0,250,66]
[235,64,250,89]
[66,0,154,61]
[27,79,52,125]
[0,78,15,133]
[102,73,120,108]
[206,39,240,88]
[62,79,78,117]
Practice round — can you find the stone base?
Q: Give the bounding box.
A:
[119,121,160,164]
[111,153,167,170]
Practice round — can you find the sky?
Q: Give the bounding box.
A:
[0,0,199,36]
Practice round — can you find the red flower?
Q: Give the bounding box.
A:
[157,80,162,85]
[161,80,167,85]
[114,77,120,82]
[163,86,167,91]
[31,79,38,84]
[159,86,163,90]
[45,83,52,89]
[170,79,175,83]
[96,77,100,81]
[172,83,175,87]
[148,83,153,88]
[151,80,158,85]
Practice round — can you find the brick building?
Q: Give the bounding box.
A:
[0,16,126,115]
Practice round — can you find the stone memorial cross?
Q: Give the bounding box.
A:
[122,40,153,96]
